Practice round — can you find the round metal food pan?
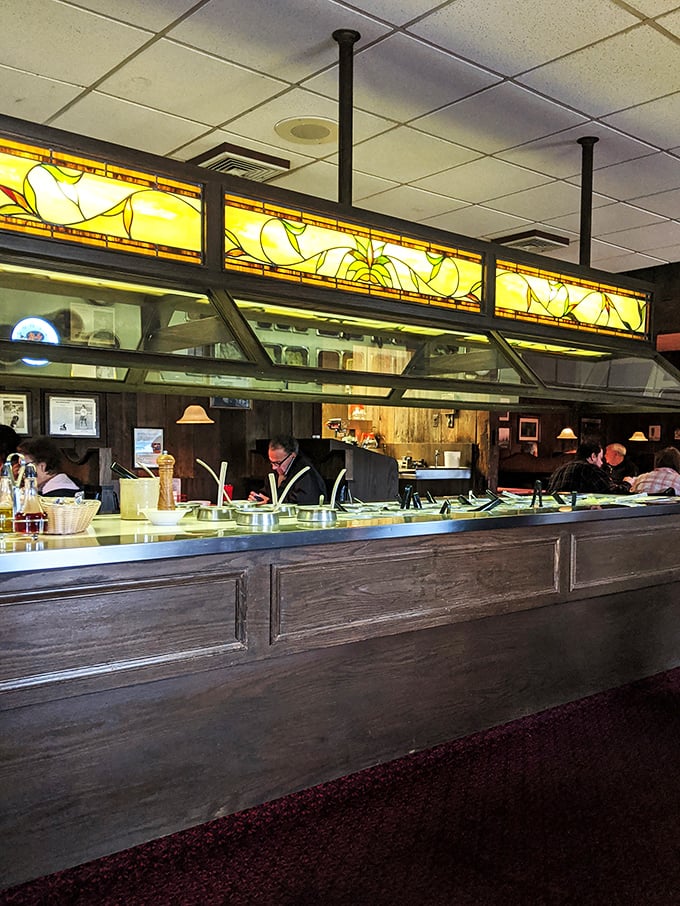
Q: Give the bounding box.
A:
[234,508,279,531]
[197,505,235,521]
[296,506,338,526]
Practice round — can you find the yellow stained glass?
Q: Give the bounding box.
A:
[495,260,649,339]
[225,195,483,310]
[0,138,203,262]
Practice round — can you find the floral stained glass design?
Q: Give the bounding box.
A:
[0,137,203,262]
[224,195,483,311]
[495,260,649,339]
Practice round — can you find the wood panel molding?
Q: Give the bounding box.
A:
[271,532,563,650]
[570,523,680,592]
[0,568,248,694]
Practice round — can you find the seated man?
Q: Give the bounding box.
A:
[548,439,631,494]
[248,434,326,506]
[604,443,638,484]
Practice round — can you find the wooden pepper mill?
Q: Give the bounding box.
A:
[156,450,176,510]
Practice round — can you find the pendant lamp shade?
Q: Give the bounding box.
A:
[628,430,648,442]
[556,426,577,440]
[176,404,215,424]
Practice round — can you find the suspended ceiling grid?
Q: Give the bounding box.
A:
[3,0,680,274]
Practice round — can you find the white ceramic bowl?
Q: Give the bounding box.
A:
[142,508,189,526]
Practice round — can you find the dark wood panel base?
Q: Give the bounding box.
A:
[1,516,679,889]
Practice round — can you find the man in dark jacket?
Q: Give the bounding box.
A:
[248,434,326,505]
[548,439,631,494]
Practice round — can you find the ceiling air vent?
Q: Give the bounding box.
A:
[185,142,290,182]
[493,229,571,253]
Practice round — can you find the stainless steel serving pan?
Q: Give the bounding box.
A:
[296,506,337,526]
[197,505,235,521]
[234,507,279,531]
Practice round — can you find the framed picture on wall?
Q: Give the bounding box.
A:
[133,428,164,468]
[46,394,100,438]
[0,392,30,434]
[518,416,540,442]
[580,417,602,436]
[497,426,511,448]
[648,425,661,442]
[210,397,252,410]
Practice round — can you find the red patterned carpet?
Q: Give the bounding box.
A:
[2,668,679,905]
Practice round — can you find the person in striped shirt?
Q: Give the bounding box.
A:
[630,447,680,496]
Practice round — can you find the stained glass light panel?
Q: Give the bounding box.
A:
[225,195,483,311]
[495,260,649,339]
[0,137,203,262]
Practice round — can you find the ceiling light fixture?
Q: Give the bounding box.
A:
[493,229,571,254]
[176,404,215,424]
[274,116,338,145]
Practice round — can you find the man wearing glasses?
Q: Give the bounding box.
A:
[248,434,326,505]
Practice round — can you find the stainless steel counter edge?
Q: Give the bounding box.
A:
[2,501,679,574]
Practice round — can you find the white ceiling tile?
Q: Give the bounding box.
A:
[0,67,83,122]
[545,202,666,234]
[166,0,390,82]
[303,33,500,122]
[626,187,680,218]
[342,127,481,182]
[596,220,680,251]
[413,157,551,204]
[61,0,199,31]
[225,88,393,159]
[267,160,396,202]
[627,1,680,14]
[636,241,680,262]
[573,152,680,201]
[408,0,638,75]
[0,0,151,83]
[423,207,533,237]
[51,93,208,155]
[591,251,666,273]
[336,0,444,26]
[98,40,287,125]
[497,123,657,179]
[271,160,394,206]
[655,7,680,37]
[412,83,587,155]
[485,183,611,220]
[601,92,680,150]
[358,185,465,220]
[518,26,680,117]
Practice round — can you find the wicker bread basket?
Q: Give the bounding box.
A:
[40,498,101,534]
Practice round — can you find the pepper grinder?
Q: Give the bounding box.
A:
[156,450,176,510]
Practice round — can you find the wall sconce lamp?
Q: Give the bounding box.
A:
[628,430,648,442]
[176,404,215,424]
[556,427,577,441]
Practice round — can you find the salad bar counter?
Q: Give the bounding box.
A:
[2,494,680,888]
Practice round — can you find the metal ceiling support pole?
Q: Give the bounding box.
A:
[332,28,360,207]
[577,136,599,267]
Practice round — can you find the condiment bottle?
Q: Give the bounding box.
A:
[14,463,47,534]
[156,451,176,510]
[0,463,13,533]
